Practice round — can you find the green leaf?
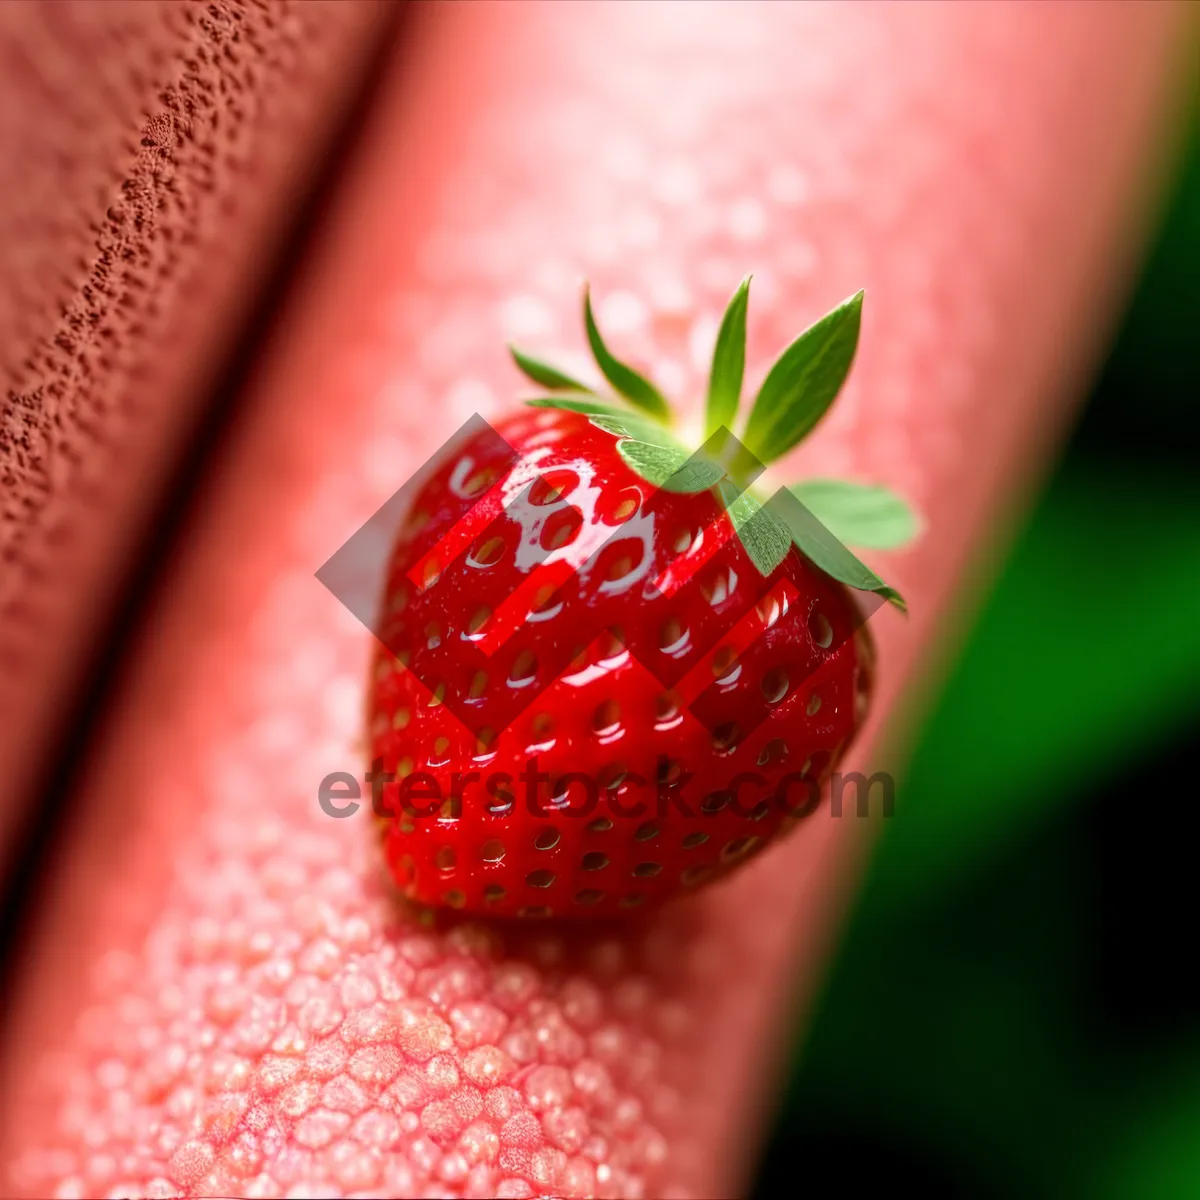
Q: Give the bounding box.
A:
[706,276,751,438]
[771,488,906,611]
[617,440,725,493]
[789,478,919,549]
[729,492,792,576]
[525,397,630,419]
[509,345,593,393]
[583,286,671,422]
[742,290,864,464]
[588,413,675,448]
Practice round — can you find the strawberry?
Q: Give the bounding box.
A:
[367,280,915,918]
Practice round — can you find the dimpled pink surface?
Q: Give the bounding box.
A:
[0,2,1182,1197]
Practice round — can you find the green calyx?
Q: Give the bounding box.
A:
[511,280,917,610]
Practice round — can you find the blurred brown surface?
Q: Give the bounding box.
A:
[0,1,390,864]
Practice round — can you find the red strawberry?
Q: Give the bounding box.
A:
[368,280,914,918]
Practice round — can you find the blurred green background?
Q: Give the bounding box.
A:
[755,93,1200,1198]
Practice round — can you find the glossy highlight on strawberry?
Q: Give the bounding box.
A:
[368,282,915,918]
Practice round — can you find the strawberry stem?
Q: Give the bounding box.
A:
[513,281,914,606]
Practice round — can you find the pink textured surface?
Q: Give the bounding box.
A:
[0,0,387,866]
[0,2,1182,1197]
